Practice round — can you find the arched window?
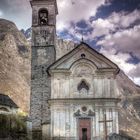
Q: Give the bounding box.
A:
[0,107,9,112]
[78,80,89,94]
[39,9,48,25]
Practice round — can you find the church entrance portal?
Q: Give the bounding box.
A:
[79,118,91,140]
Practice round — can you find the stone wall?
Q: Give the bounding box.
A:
[30,46,55,131]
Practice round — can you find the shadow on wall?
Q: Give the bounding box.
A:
[109,133,134,140]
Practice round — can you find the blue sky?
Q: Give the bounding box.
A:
[0,0,140,85]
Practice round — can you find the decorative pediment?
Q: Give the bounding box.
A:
[74,108,95,117]
[48,42,119,74]
[74,63,92,75]
[71,59,96,76]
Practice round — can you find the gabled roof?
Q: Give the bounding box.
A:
[0,93,18,108]
[48,42,119,73]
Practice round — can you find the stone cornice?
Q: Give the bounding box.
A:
[48,98,121,104]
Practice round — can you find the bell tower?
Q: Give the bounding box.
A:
[30,0,58,138]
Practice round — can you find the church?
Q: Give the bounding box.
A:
[30,0,120,140]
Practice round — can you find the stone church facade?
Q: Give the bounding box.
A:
[30,0,120,140]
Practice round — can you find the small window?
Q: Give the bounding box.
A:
[82,106,87,112]
[78,80,89,94]
[39,9,48,25]
[81,53,86,58]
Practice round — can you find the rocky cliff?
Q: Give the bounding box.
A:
[55,38,77,59]
[0,19,31,113]
[116,71,140,139]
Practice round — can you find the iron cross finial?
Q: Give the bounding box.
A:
[81,31,84,42]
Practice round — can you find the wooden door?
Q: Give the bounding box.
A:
[79,118,91,140]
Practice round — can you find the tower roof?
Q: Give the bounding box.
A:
[30,0,58,14]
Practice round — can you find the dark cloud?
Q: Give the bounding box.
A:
[96,0,140,19]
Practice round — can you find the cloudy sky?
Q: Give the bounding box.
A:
[0,0,140,85]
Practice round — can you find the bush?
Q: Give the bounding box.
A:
[0,114,10,137]
[0,114,27,138]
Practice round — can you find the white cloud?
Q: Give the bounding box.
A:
[92,10,140,85]
[128,63,140,77]
[57,0,106,31]
[100,47,135,73]
[97,25,140,59]
[90,18,115,38]
[108,10,140,28]
[88,9,140,39]
[100,47,140,85]
[97,23,140,86]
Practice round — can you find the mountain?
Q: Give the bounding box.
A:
[0,19,31,113]
[21,28,31,41]
[20,28,77,58]
[116,71,140,139]
[1,20,140,139]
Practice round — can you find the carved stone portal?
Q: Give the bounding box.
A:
[79,118,91,140]
[74,109,95,117]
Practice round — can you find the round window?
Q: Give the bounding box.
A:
[82,106,87,112]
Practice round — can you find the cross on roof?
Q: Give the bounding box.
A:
[99,114,113,140]
[81,30,84,42]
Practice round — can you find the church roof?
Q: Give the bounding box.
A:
[48,42,120,73]
[0,93,18,108]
